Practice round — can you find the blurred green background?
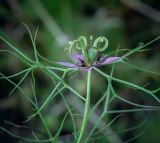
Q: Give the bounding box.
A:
[0,0,160,143]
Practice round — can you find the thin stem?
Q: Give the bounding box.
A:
[40,66,86,101]
[26,82,62,121]
[61,95,77,139]
[46,66,67,72]
[31,75,55,143]
[84,63,116,143]
[93,67,160,103]
[77,69,91,143]
[23,23,39,63]
[39,113,56,143]
[0,36,34,64]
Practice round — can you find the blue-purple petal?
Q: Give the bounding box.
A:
[93,57,121,67]
[56,61,91,71]
[56,62,78,68]
[99,54,109,62]
[71,54,84,62]
[98,57,120,66]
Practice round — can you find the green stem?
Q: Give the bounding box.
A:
[39,113,56,143]
[84,64,115,143]
[84,75,112,143]
[77,69,91,143]
[31,73,55,143]
[31,74,55,143]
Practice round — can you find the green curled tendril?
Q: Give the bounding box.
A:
[88,37,109,64]
[68,36,90,64]
[93,37,109,51]
[67,36,109,65]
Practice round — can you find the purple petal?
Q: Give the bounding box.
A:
[56,61,91,71]
[101,57,120,65]
[99,54,109,62]
[71,54,84,62]
[94,56,121,66]
[56,62,78,68]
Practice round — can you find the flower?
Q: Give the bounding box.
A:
[57,36,121,71]
[57,54,120,71]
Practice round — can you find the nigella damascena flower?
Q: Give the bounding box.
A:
[57,36,121,71]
